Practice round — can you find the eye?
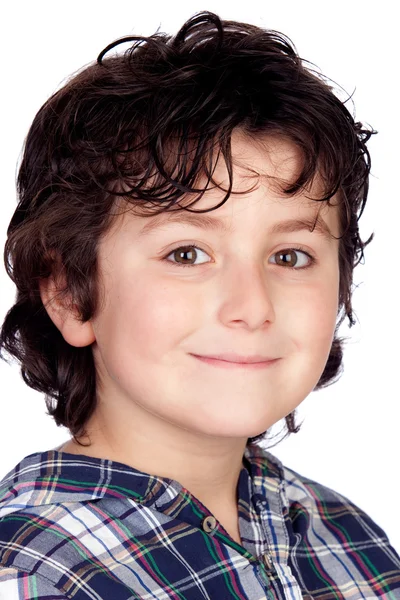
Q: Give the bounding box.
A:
[269,247,314,269]
[164,245,211,268]
[163,244,315,269]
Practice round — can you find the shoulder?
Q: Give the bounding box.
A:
[278,455,389,532]
[261,449,400,569]
[257,447,384,522]
[0,450,91,592]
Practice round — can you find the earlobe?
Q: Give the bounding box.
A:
[39,276,96,348]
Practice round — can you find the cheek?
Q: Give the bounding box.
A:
[96,269,196,359]
[287,273,339,353]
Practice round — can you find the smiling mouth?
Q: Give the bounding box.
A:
[190,354,280,370]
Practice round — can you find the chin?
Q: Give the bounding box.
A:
[193,419,273,440]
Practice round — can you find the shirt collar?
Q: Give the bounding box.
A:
[0,444,284,515]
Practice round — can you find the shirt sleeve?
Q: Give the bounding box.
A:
[0,568,68,599]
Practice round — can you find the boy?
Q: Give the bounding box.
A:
[0,9,399,599]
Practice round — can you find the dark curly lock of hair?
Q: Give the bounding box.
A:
[0,11,375,447]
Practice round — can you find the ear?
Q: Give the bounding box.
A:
[39,266,96,348]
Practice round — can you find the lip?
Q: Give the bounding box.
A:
[190,353,280,369]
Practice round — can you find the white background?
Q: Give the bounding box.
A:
[1,1,398,551]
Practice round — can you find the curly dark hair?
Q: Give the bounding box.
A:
[0,11,375,447]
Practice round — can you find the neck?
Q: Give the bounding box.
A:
[61,395,248,530]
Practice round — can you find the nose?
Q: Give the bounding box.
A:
[218,260,276,330]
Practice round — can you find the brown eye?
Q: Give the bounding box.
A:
[276,250,298,267]
[271,248,312,269]
[165,245,211,268]
[173,246,197,265]
[164,245,314,270]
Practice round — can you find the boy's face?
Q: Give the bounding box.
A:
[89,132,340,439]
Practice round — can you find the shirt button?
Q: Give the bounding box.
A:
[262,552,273,571]
[202,515,217,533]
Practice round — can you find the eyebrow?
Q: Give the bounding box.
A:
[138,210,335,241]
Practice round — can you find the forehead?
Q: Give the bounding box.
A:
[111,131,341,239]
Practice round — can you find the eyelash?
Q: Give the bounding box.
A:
[162,243,316,270]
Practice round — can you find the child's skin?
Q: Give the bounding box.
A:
[41,130,340,545]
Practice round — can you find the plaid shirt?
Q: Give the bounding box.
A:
[0,446,399,599]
